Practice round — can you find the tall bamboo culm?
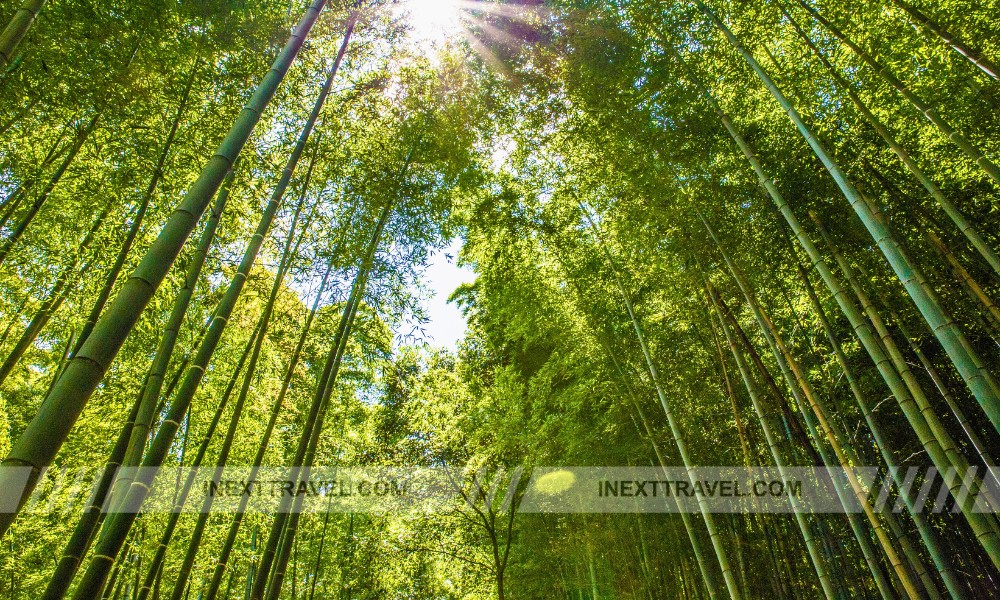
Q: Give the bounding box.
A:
[0,0,330,538]
[583,210,743,600]
[778,3,1000,280]
[0,0,46,67]
[695,0,1000,452]
[889,0,999,80]
[667,35,999,585]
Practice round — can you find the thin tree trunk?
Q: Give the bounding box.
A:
[252,162,404,600]
[203,210,347,600]
[44,321,206,600]
[78,147,306,597]
[709,286,837,600]
[583,211,743,600]
[889,0,999,79]
[635,398,723,600]
[705,303,753,466]
[811,210,1000,551]
[667,22,1000,570]
[0,111,100,267]
[0,199,112,387]
[927,231,1000,329]
[706,282,819,467]
[0,0,330,534]
[130,324,262,600]
[780,4,1000,279]
[256,205,393,600]
[42,393,144,600]
[305,498,335,600]
[787,0,1000,185]
[109,164,239,515]
[896,307,996,470]
[168,179,314,600]
[704,219,925,599]
[563,269,724,600]
[713,290,864,599]
[795,262,970,600]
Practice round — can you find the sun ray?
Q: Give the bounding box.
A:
[460,27,513,78]
[463,13,523,49]
[397,0,554,72]
[453,0,548,20]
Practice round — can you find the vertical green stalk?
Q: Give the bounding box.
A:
[168,177,314,600]
[0,0,329,536]
[796,262,970,600]
[787,0,1000,186]
[70,39,340,593]
[710,286,837,600]
[694,0,1000,441]
[810,210,1000,559]
[257,192,398,600]
[705,305,753,467]
[927,231,1000,328]
[126,323,261,600]
[890,304,996,471]
[779,3,1000,279]
[565,271,724,600]
[583,211,742,600]
[811,211,968,467]
[709,283,819,467]
[670,31,1000,575]
[203,211,349,600]
[252,142,413,600]
[634,396,723,600]
[305,507,333,600]
[704,220,923,599]
[45,327,200,600]
[108,164,239,515]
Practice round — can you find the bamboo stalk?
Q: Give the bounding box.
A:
[584,211,742,600]
[705,220,924,599]
[710,285,837,600]
[0,0,331,534]
[795,262,970,599]
[664,31,1000,578]
[927,231,1000,329]
[779,3,1000,280]
[251,149,410,600]
[0,0,46,68]
[788,0,1000,185]
[889,0,999,79]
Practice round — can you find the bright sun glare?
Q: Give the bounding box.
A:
[403,0,465,47]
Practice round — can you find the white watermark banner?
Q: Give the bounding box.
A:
[2,465,998,515]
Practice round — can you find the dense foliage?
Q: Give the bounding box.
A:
[0,0,998,598]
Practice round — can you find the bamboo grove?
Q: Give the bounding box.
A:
[0,0,998,597]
